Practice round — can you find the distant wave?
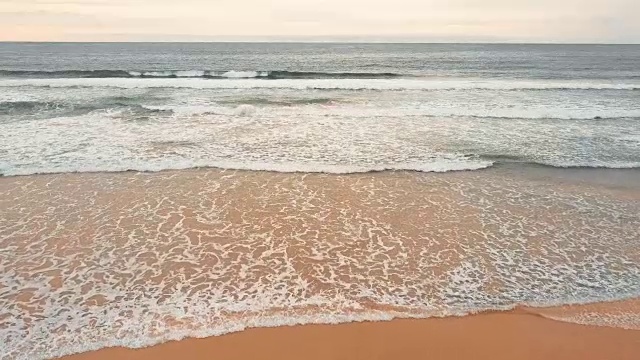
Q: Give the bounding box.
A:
[142,103,640,120]
[0,100,103,121]
[0,101,174,122]
[216,97,337,106]
[265,71,402,79]
[6,100,639,122]
[0,100,61,114]
[1,78,638,91]
[0,70,405,80]
[0,70,133,78]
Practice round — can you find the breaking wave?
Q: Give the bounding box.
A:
[0,69,404,79]
[0,100,65,115]
[1,77,637,90]
[0,100,173,118]
[4,158,640,178]
[0,158,495,177]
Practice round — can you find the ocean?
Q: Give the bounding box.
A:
[1,43,640,174]
[0,43,639,359]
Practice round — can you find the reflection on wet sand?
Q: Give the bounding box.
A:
[1,167,639,359]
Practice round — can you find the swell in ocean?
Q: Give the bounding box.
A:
[3,99,639,120]
[1,77,638,90]
[0,69,405,79]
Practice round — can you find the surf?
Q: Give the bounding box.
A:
[0,69,405,79]
[1,77,637,90]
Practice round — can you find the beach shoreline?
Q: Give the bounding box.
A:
[60,305,640,360]
[2,42,640,360]
[2,166,639,359]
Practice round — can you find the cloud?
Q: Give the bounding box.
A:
[0,0,638,42]
[1,0,123,4]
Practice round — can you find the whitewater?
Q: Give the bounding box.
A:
[1,77,639,176]
[1,43,639,176]
[1,43,639,360]
[1,167,639,360]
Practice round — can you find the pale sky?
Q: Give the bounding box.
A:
[1,0,639,42]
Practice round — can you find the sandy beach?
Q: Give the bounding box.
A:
[2,39,640,360]
[61,306,640,360]
[1,166,639,359]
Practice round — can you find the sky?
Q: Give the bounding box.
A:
[1,0,639,43]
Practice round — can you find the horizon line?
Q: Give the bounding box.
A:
[2,40,640,45]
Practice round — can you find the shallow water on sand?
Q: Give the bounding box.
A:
[0,166,638,359]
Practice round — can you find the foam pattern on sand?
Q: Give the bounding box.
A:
[0,169,639,359]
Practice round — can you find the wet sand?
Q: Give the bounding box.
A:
[62,307,640,360]
[1,165,639,359]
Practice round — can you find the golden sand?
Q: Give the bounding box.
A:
[1,167,639,359]
[61,306,640,360]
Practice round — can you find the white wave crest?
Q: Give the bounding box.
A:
[220,71,269,78]
[234,104,257,116]
[0,159,495,177]
[541,160,640,169]
[126,70,269,78]
[128,70,207,78]
[1,78,638,90]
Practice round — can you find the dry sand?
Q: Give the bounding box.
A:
[61,308,640,360]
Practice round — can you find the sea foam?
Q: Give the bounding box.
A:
[1,169,638,359]
[0,78,638,90]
